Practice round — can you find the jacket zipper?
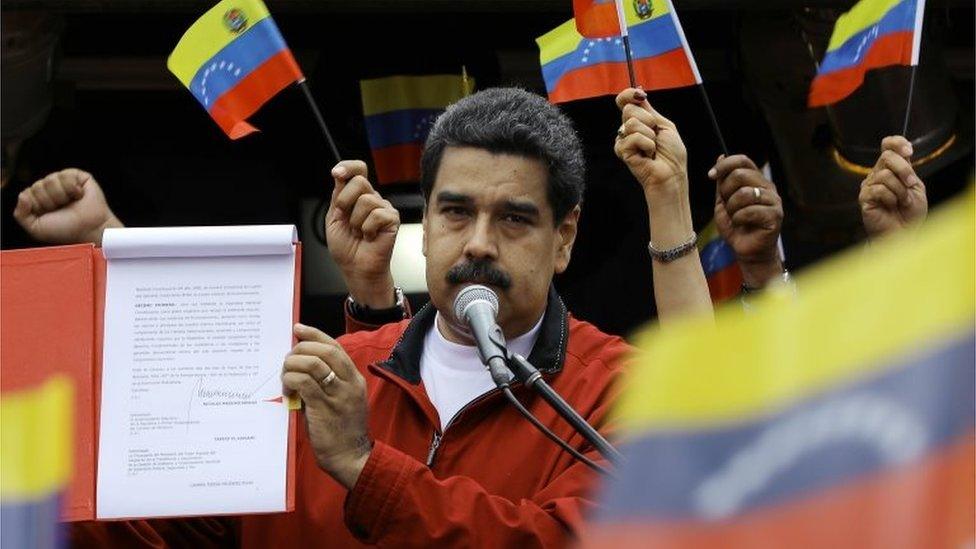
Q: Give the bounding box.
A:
[425,432,442,466]
[424,387,505,467]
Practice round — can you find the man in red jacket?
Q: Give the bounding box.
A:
[261,87,712,547]
[70,87,711,547]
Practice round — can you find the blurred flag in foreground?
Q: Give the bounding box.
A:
[360,74,474,185]
[697,220,743,304]
[537,0,701,103]
[168,0,303,139]
[809,0,926,106]
[1,376,73,549]
[584,188,974,548]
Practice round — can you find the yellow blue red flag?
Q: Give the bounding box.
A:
[809,0,926,106]
[697,220,742,304]
[537,0,701,103]
[1,376,73,549]
[168,0,304,139]
[360,74,474,185]
[584,188,975,548]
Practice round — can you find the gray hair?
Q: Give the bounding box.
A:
[420,87,585,224]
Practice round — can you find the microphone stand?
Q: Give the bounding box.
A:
[507,353,623,465]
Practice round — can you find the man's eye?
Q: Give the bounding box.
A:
[503,214,530,225]
[442,206,469,218]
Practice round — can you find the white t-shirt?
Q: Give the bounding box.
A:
[419,312,543,431]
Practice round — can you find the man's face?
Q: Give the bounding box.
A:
[422,146,580,340]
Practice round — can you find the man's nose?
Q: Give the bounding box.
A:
[462,215,498,262]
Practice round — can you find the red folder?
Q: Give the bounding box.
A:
[0,243,300,521]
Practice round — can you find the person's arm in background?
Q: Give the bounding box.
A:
[614,88,712,322]
[859,135,927,239]
[13,168,123,245]
[708,154,786,291]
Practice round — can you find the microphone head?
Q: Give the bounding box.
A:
[453,284,499,321]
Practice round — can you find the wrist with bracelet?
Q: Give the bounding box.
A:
[346,286,408,324]
[647,232,698,263]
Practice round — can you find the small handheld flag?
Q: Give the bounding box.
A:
[809,0,927,108]
[697,220,743,304]
[538,0,701,104]
[360,74,474,185]
[168,0,304,139]
[542,0,728,153]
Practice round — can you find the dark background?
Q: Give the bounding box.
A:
[2,1,973,339]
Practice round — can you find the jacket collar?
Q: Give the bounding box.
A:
[376,285,569,384]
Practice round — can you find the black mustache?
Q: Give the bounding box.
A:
[446,260,512,290]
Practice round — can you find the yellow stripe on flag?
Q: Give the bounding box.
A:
[623,0,670,28]
[536,19,582,66]
[537,0,671,67]
[618,186,975,432]
[1,376,73,501]
[360,75,475,117]
[827,0,904,52]
[167,0,272,87]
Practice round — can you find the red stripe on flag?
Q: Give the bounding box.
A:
[208,50,303,139]
[370,143,424,185]
[549,48,697,104]
[582,434,975,549]
[808,31,914,107]
[574,0,621,38]
[707,262,743,305]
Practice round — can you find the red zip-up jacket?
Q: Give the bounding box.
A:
[71,288,630,548]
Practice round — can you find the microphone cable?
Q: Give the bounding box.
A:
[500,387,613,477]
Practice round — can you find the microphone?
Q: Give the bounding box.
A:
[454,285,622,467]
[453,285,514,388]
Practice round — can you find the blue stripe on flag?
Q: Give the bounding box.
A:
[819,0,916,74]
[0,491,63,549]
[597,332,975,521]
[187,17,289,109]
[541,16,683,91]
[700,237,737,276]
[364,108,444,149]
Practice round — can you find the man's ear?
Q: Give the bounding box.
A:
[553,205,580,274]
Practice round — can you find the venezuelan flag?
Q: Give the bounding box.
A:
[168,0,303,139]
[360,75,474,185]
[537,0,701,104]
[1,377,73,549]
[582,189,975,548]
[697,220,742,304]
[809,0,926,107]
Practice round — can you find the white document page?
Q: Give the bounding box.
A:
[97,226,296,519]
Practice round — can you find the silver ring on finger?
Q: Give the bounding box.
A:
[616,127,625,140]
[319,370,337,387]
[752,187,762,201]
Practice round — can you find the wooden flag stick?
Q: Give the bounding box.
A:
[902,0,926,137]
[697,83,728,156]
[621,35,638,89]
[901,64,918,137]
[614,0,638,88]
[297,78,341,164]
